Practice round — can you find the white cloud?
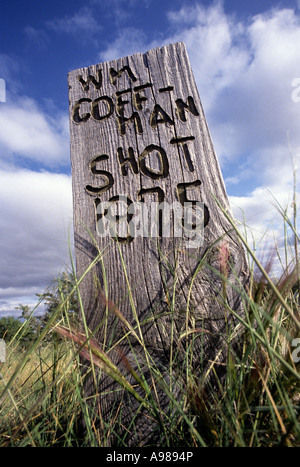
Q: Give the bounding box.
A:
[0,95,69,168]
[1,1,300,316]
[98,3,300,172]
[158,4,300,171]
[212,8,300,161]
[0,169,73,316]
[231,185,294,237]
[0,287,46,318]
[99,27,150,62]
[0,55,72,317]
[166,2,250,113]
[230,182,299,276]
[97,1,300,273]
[48,7,100,35]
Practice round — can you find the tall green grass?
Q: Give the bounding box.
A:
[0,195,299,447]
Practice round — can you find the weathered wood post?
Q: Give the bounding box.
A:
[68,42,248,445]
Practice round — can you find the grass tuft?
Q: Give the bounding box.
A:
[0,193,299,447]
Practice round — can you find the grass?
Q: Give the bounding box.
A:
[0,195,299,447]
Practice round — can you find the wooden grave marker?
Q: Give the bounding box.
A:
[68,42,248,445]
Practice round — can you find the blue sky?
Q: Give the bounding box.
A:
[0,0,300,317]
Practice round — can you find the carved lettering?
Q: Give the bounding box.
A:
[133,83,152,110]
[117,147,139,176]
[85,154,114,196]
[175,96,199,122]
[138,187,165,237]
[116,89,132,116]
[177,180,210,227]
[158,86,174,94]
[170,136,195,172]
[72,98,92,123]
[92,96,114,121]
[71,62,209,240]
[177,179,201,205]
[78,69,103,92]
[72,91,200,133]
[139,145,169,179]
[117,111,143,136]
[150,104,174,128]
[138,187,165,204]
[109,66,137,86]
[104,195,134,244]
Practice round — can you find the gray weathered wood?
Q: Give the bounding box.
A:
[68,42,248,445]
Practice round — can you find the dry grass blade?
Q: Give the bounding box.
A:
[55,326,148,407]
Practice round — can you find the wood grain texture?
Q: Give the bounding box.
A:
[68,42,249,445]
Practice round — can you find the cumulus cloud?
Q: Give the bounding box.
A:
[166,3,250,113]
[1,1,300,316]
[0,169,73,317]
[0,56,72,317]
[160,4,300,167]
[98,3,300,166]
[211,8,300,162]
[100,27,150,62]
[0,95,69,168]
[97,1,300,268]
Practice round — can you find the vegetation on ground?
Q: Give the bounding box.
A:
[0,193,299,447]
